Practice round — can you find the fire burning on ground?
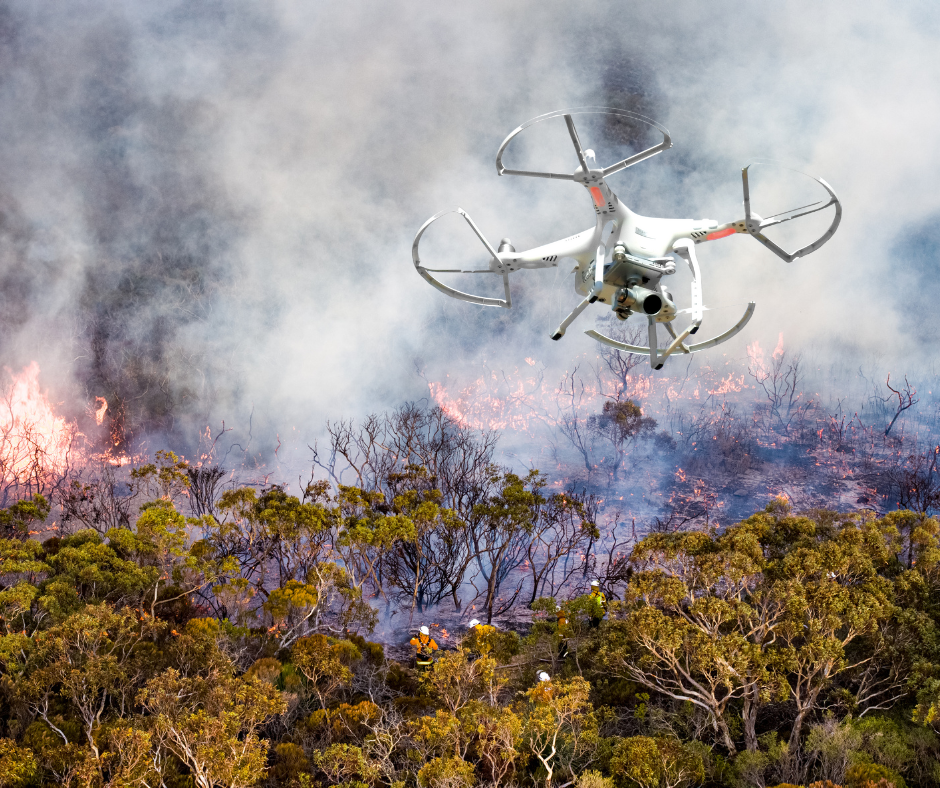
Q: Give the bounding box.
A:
[424,333,940,531]
[3,331,940,543]
[0,363,77,500]
[0,363,144,509]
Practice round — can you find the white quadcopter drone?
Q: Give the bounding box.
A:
[412,107,841,369]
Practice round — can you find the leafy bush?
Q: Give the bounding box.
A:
[845,763,906,788]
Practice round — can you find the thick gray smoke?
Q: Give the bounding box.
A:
[0,1,937,462]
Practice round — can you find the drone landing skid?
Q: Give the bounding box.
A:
[586,301,756,369]
[555,237,712,370]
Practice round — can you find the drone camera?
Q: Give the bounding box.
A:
[616,286,662,316]
[643,293,663,314]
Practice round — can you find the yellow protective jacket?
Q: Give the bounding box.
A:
[467,623,497,651]
[409,633,439,661]
[590,590,608,617]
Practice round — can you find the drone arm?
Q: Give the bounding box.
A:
[454,209,501,261]
[508,228,595,269]
[749,228,798,263]
[740,167,795,261]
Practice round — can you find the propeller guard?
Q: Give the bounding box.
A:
[495,106,672,181]
[741,161,842,263]
[412,208,511,308]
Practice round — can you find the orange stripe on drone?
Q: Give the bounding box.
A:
[589,187,605,207]
[705,227,736,241]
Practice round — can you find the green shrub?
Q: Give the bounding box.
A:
[845,762,906,788]
[610,736,704,788]
[577,770,615,788]
[417,755,475,788]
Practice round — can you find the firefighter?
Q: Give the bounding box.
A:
[589,580,608,628]
[468,618,496,636]
[465,618,496,658]
[555,604,570,660]
[409,625,438,671]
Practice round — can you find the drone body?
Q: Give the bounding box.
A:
[413,108,841,369]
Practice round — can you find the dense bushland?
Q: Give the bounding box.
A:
[2,440,940,788]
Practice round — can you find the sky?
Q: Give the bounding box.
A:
[0,0,938,465]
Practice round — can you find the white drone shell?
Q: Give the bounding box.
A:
[413,107,841,369]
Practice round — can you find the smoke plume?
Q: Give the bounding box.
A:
[0,0,937,467]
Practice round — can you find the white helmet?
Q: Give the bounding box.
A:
[538,671,551,682]
[420,625,430,635]
[556,605,562,611]
[468,619,481,628]
[590,580,600,587]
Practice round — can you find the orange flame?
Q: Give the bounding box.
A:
[428,348,752,442]
[94,397,108,425]
[0,362,76,485]
[709,373,745,395]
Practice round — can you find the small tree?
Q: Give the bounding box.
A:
[520,676,600,788]
[884,375,918,437]
[138,667,285,788]
[588,400,657,482]
[468,470,544,624]
[600,526,774,754]
[380,475,470,614]
[21,603,164,759]
[292,634,361,709]
[425,648,503,712]
[600,503,896,758]
[525,490,599,606]
[0,495,50,540]
[747,339,811,435]
[470,703,522,786]
[609,736,705,788]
